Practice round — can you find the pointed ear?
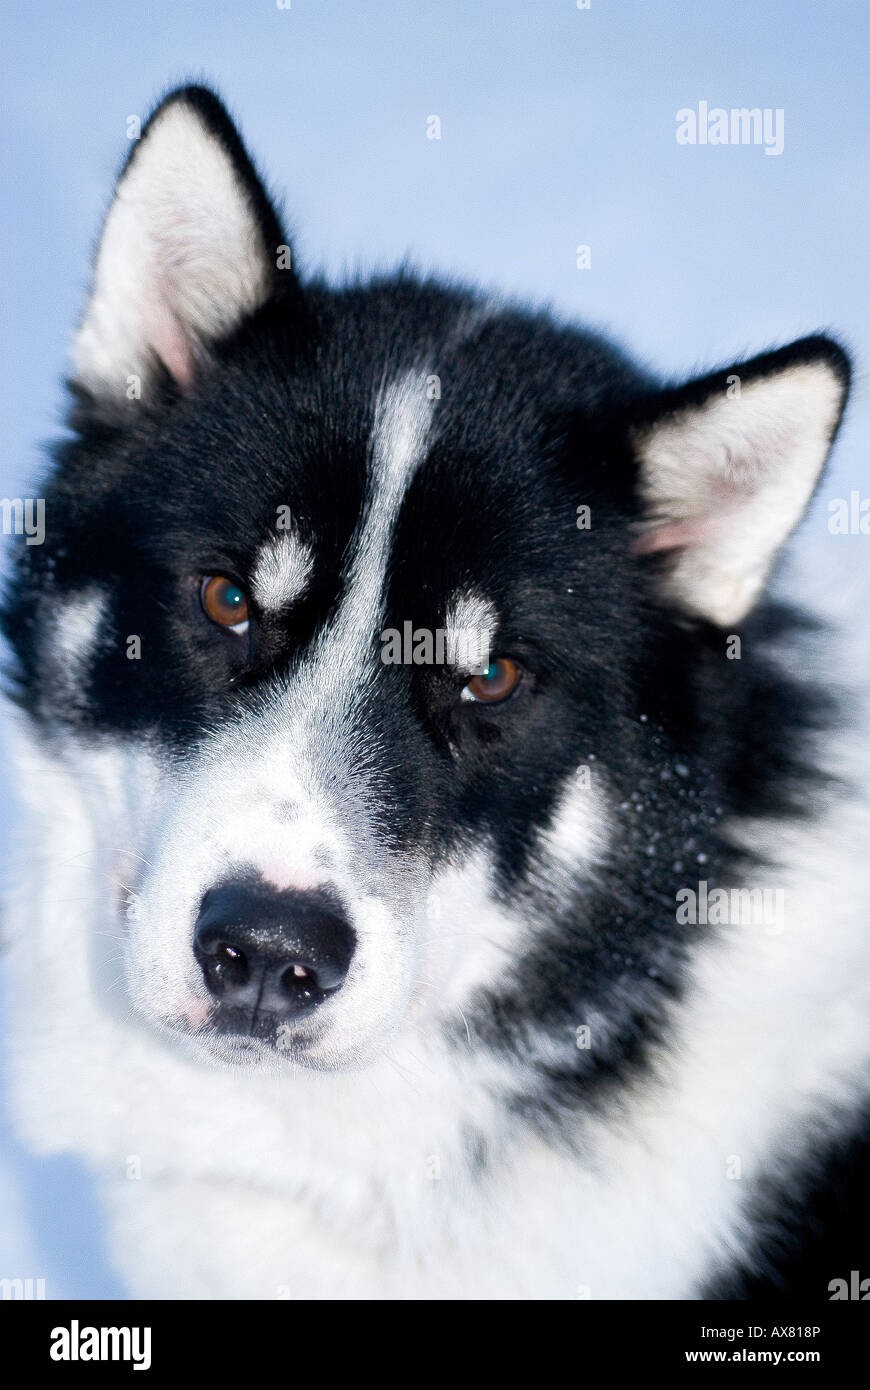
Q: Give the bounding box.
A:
[631,337,850,626]
[73,85,291,402]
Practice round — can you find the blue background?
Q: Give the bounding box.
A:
[1,0,867,1297]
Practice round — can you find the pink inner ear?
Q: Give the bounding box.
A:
[633,517,711,554]
[146,299,197,389]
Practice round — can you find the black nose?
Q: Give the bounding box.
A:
[194,878,355,1025]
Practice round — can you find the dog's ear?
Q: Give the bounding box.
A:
[73,85,292,403]
[631,336,850,626]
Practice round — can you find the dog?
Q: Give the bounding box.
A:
[2,84,868,1300]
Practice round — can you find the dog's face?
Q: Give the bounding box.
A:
[4,88,848,1075]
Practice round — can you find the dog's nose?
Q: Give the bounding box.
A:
[193,878,355,1021]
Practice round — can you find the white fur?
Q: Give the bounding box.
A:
[635,362,845,624]
[327,370,435,668]
[74,100,271,396]
[251,533,314,612]
[443,591,497,673]
[39,589,107,717]
[532,768,611,901]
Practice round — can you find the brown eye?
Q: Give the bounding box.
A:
[464,657,520,704]
[200,576,249,630]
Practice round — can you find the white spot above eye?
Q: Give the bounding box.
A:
[444,591,498,674]
[251,533,314,612]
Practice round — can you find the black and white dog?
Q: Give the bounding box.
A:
[3,86,868,1299]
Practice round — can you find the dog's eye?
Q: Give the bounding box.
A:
[200,576,250,632]
[462,657,520,704]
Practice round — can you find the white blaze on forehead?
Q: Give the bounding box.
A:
[251,533,314,612]
[314,370,436,678]
[444,591,498,672]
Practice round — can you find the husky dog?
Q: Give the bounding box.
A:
[2,86,868,1300]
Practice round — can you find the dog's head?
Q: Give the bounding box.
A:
[4,87,849,1077]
